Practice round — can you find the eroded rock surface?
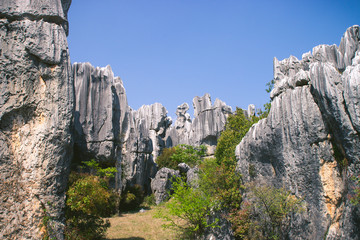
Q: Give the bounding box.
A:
[151,167,180,205]
[236,25,360,239]
[0,0,73,239]
[121,103,172,193]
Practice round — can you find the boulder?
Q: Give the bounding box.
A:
[151,167,180,205]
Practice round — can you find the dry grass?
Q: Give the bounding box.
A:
[104,207,179,240]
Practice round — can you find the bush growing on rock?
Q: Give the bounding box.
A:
[156,144,206,169]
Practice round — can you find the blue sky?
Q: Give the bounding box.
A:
[67,0,359,119]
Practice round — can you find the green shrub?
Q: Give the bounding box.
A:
[119,184,145,212]
[158,178,219,239]
[141,194,156,208]
[157,144,206,169]
[65,172,117,239]
[229,184,304,240]
[199,158,243,210]
[156,147,177,169]
[215,108,258,168]
[65,160,118,239]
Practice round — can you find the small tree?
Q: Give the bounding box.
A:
[215,107,258,168]
[158,178,219,239]
[65,160,117,239]
[199,158,243,210]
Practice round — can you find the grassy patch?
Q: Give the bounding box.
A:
[105,207,178,240]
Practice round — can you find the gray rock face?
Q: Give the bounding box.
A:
[73,62,128,189]
[121,103,172,193]
[151,167,180,205]
[72,63,173,193]
[202,210,235,240]
[236,25,360,239]
[0,0,73,239]
[186,166,200,188]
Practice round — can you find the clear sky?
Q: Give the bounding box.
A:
[67,0,359,119]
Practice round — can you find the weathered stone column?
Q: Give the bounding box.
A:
[0,1,73,239]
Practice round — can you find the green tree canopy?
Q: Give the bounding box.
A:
[156,144,206,169]
[215,107,258,168]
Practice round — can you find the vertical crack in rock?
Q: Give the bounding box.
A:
[0,1,73,239]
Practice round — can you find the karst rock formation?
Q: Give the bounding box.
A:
[0,0,73,239]
[236,25,360,239]
[1,1,360,239]
[72,62,236,193]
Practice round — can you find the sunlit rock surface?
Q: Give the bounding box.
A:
[0,0,73,238]
[236,25,360,239]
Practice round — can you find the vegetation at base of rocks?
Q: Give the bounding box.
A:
[156,144,207,170]
[156,178,219,239]
[119,184,145,212]
[158,101,306,240]
[198,158,243,210]
[141,193,156,208]
[157,106,258,238]
[229,184,304,240]
[65,160,118,239]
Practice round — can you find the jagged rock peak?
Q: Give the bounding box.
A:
[271,25,359,99]
[193,93,232,117]
[73,62,128,165]
[135,103,172,134]
[236,25,360,239]
[0,0,73,238]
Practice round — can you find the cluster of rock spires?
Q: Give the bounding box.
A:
[73,61,236,193]
[1,1,360,239]
[236,26,360,239]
